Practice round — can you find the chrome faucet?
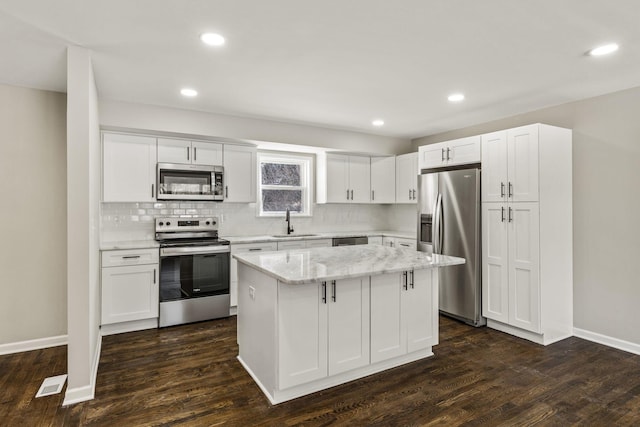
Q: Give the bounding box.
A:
[285,208,294,235]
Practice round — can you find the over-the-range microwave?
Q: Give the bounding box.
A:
[157,163,224,201]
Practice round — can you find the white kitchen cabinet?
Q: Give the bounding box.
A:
[395,152,418,204]
[481,125,539,203]
[100,248,159,327]
[382,236,395,247]
[370,156,396,203]
[483,202,540,332]
[317,153,371,203]
[224,144,257,203]
[157,138,223,166]
[370,269,436,363]
[103,133,157,202]
[481,124,573,345]
[278,277,369,389]
[230,242,277,307]
[418,136,481,170]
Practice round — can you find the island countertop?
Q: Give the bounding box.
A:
[233,245,465,285]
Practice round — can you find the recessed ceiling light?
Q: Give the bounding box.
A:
[180,88,198,97]
[448,93,465,102]
[588,43,619,56]
[372,119,385,127]
[200,33,225,46]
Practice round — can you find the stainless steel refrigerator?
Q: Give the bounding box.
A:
[417,165,485,327]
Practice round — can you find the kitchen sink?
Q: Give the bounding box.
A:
[271,234,318,238]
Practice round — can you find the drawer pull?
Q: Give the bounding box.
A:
[122,255,141,259]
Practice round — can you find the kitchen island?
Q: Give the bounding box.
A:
[234,245,465,404]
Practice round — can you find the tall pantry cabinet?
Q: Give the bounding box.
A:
[481,124,573,345]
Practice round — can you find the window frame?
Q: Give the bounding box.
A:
[257,151,314,217]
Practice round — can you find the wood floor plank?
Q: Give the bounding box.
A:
[2,316,640,426]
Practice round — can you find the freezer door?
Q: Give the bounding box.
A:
[438,168,483,325]
[417,173,438,253]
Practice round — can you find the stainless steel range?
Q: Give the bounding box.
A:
[155,216,230,327]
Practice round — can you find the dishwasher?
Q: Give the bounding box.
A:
[332,236,368,246]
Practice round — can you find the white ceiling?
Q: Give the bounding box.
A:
[1,0,639,139]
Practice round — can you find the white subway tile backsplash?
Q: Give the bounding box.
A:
[101,201,415,243]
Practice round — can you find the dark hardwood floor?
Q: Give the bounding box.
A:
[2,316,640,426]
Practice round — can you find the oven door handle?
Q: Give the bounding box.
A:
[160,246,230,256]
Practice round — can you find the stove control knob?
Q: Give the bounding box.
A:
[212,221,216,225]
[166,221,171,226]
[205,221,210,225]
[159,221,164,226]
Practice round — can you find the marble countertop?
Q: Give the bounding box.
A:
[233,245,465,285]
[223,230,414,244]
[100,240,160,251]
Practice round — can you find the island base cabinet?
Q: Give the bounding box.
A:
[278,277,370,390]
[370,269,437,364]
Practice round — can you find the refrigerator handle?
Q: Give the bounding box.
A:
[433,193,443,254]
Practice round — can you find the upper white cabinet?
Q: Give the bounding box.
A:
[157,138,223,166]
[370,156,396,203]
[223,144,257,203]
[395,152,418,204]
[418,136,481,170]
[103,133,157,202]
[481,125,539,203]
[317,153,371,203]
[481,123,573,345]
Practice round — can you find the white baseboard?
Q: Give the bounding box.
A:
[0,335,67,355]
[573,327,640,356]
[63,334,102,406]
[100,318,158,336]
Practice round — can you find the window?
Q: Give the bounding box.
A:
[258,152,313,217]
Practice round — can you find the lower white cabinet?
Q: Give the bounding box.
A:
[482,202,540,333]
[370,269,437,363]
[381,236,416,250]
[230,242,278,307]
[367,236,383,245]
[277,238,332,251]
[278,278,370,389]
[101,248,159,326]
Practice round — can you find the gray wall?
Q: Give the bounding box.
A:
[0,84,67,345]
[413,85,640,346]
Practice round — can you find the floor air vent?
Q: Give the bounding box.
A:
[35,374,67,398]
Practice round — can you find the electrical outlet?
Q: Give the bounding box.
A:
[249,286,256,300]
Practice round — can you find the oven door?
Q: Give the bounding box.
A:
[157,163,224,201]
[159,246,230,302]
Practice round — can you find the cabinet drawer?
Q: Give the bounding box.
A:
[278,241,307,250]
[231,242,278,254]
[305,239,332,248]
[396,238,417,250]
[101,248,159,267]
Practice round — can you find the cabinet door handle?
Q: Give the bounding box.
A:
[152,184,155,198]
[508,207,513,222]
[409,189,412,200]
[322,281,327,304]
[412,189,416,200]
[508,182,513,198]
[346,189,350,200]
[331,280,336,302]
[446,147,451,161]
[441,148,446,162]
[372,190,375,201]
[500,182,505,198]
[402,271,408,290]
[409,270,414,289]
[187,146,190,161]
[350,189,354,200]
[122,255,141,259]
[153,268,156,284]
[225,185,229,198]
[501,206,505,222]
[193,146,197,162]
